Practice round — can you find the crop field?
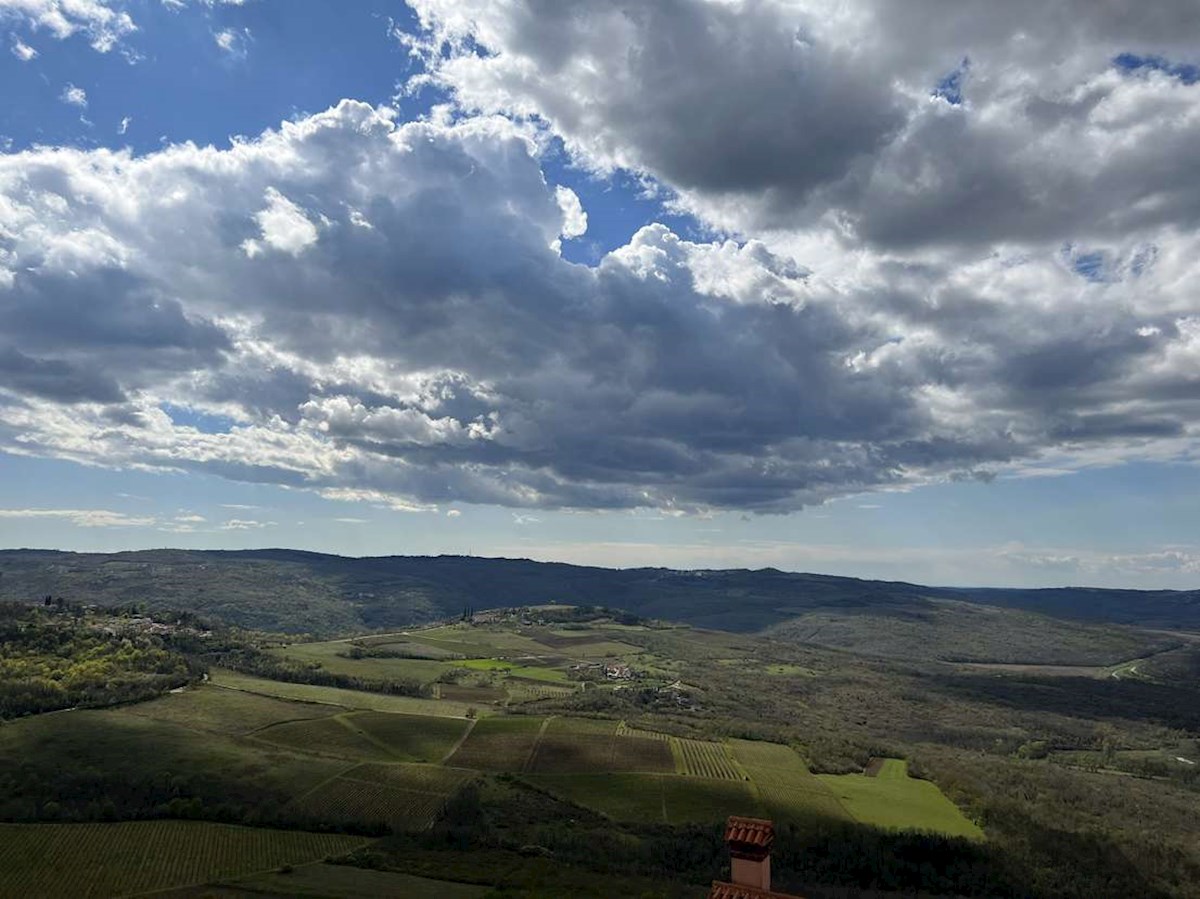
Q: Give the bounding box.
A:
[348,711,471,762]
[546,716,620,734]
[525,773,665,821]
[121,685,332,736]
[458,659,569,683]
[662,776,763,824]
[447,716,545,771]
[270,643,455,683]
[228,863,491,898]
[730,739,850,824]
[504,680,578,703]
[436,683,507,703]
[343,762,476,794]
[611,735,677,772]
[0,707,346,811]
[414,627,551,656]
[615,721,672,741]
[289,776,448,830]
[209,669,485,717]
[533,640,641,658]
[351,636,466,659]
[253,715,396,761]
[0,821,366,898]
[672,738,743,780]
[817,759,984,840]
[528,735,614,773]
[526,773,761,824]
[529,731,675,774]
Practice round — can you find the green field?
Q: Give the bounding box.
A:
[271,642,456,683]
[0,821,367,898]
[526,773,762,824]
[503,680,578,702]
[662,775,764,823]
[225,863,491,898]
[121,685,333,736]
[349,712,471,762]
[817,759,984,839]
[209,669,486,717]
[672,738,743,780]
[0,706,347,818]
[253,715,398,761]
[287,762,475,832]
[412,627,553,657]
[448,716,545,771]
[546,716,620,734]
[459,658,569,682]
[730,739,851,824]
[288,777,448,831]
[615,722,672,741]
[343,763,476,794]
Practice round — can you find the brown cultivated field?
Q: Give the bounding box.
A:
[447,716,545,771]
[529,733,675,774]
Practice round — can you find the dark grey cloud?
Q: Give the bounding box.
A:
[1,99,1198,514]
[412,0,1200,247]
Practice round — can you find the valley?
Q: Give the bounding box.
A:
[2,556,1200,897]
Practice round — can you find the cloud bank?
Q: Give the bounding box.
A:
[2,0,1199,516]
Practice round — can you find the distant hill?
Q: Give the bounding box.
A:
[0,549,1197,640]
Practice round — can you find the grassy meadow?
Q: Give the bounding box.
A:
[818,759,985,839]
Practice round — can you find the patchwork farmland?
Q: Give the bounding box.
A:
[0,821,366,899]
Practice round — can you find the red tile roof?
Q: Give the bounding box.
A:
[709,881,805,899]
[724,815,775,849]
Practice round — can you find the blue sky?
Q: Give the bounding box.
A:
[2,1,1200,589]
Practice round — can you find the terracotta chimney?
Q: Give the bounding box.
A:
[724,816,775,891]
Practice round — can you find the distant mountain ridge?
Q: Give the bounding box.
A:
[0,548,1197,637]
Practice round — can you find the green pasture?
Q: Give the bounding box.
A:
[118,684,332,736]
[0,821,366,899]
[412,626,551,656]
[731,739,852,824]
[209,669,486,717]
[817,759,984,839]
[270,642,455,683]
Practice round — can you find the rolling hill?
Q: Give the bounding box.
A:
[1,549,1197,644]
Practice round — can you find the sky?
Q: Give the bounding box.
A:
[1,1,1199,588]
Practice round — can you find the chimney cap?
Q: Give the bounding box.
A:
[724,816,775,850]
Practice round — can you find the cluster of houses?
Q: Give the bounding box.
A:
[570,660,635,680]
